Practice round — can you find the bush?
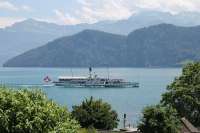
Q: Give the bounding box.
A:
[72,97,119,130]
[78,128,97,133]
[0,87,80,133]
[138,105,181,133]
[162,62,200,126]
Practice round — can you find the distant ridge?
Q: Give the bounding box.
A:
[4,24,200,67]
[2,11,200,66]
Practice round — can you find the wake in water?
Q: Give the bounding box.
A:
[1,83,54,88]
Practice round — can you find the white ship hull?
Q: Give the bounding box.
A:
[53,67,139,88]
[53,80,139,88]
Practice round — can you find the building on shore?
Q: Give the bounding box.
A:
[180,117,200,133]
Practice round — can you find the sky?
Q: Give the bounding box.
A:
[1,0,200,28]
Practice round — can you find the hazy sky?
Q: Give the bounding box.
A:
[1,0,200,27]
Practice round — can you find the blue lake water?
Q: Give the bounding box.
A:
[0,67,181,127]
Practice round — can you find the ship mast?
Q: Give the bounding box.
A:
[107,66,110,79]
[70,68,74,77]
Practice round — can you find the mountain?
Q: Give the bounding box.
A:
[87,11,200,35]
[4,24,200,67]
[0,30,56,65]
[4,11,200,35]
[5,19,65,35]
[4,30,126,67]
[0,19,64,65]
[126,24,200,67]
[2,11,200,66]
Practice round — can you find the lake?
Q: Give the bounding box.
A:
[0,67,181,127]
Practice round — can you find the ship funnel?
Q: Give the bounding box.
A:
[89,67,92,78]
[89,67,92,72]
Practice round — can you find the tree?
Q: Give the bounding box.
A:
[162,62,200,126]
[71,97,119,130]
[0,87,80,133]
[138,105,181,133]
[78,128,97,133]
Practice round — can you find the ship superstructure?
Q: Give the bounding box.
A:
[53,67,139,88]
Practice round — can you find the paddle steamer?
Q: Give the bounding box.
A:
[53,67,139,88]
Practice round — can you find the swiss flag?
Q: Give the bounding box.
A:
[43,76,51,82]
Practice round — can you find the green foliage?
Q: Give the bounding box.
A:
[72,97,119,130]
[138,105,181,133]
[78,128,97,133]
[162,62,200,126]
[0,87,80,133]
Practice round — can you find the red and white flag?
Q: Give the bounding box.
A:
[43,76,51,83]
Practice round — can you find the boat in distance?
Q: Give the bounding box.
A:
[53,67,139,88]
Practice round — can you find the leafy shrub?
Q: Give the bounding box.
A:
[0,87,80,133]
[162,62,200,126]
[138,105,181,133]
[72,97,119,130]
[78,128,97,133]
